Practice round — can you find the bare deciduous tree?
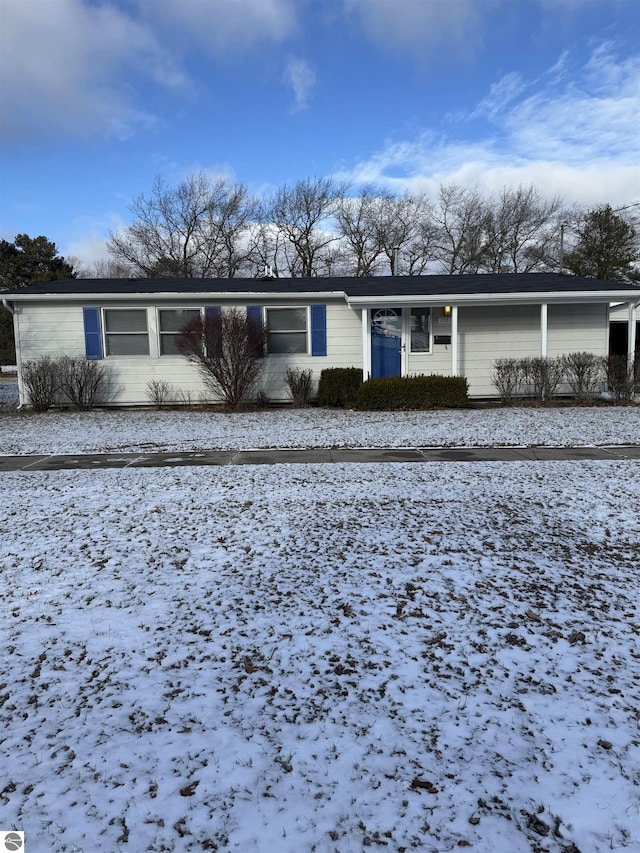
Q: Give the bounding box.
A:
[176,308,266,408]
[431,184,493,274]
[336,185,389,277]
[107,173,259,279]
[483,185,564,273]
[78,258,134,278]
[376,193,434,275]
[266,177,343,277]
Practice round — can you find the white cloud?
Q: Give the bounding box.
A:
[472,73,527,121]
[0,0,188,143]
[284,58,317,110]
[138,0,298,56]
[61,211,129,271]
[341,0,491,60]
[334,45,640,208]
[0,0,298,144]
[499,49,640,164]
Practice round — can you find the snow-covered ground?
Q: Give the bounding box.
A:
[2,459,639,852]
[1,395,639,850]
[0,403,638,455]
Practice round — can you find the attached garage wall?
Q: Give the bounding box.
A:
[457,305,541,397]
[546,304,607,357]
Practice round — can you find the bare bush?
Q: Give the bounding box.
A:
[145,380,196,408]
[176,308,266,409]
[285,366,314,407]
[21,356,60,411]
[146,379,174,408]
[175,388,195,407]
[520,357,565,402]
[561,352,604,401]
[605,355,638,403]
[58,356,113,409]
[491,358,524,404]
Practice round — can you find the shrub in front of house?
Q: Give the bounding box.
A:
[561,352,605,402]
[352,375,469,410]
[492,355,567,404]
[285,366,314,407]
[317,367,363,407]
[21,354,114,411]
[605,355,638,403]
[519,356,565,402]
[492,358,525,404]
[21,356,60,412]
[58,355,113,410]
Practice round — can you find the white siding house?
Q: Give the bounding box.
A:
[3,273,639,406]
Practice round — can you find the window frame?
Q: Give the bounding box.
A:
[102,308,150,357]
[157,307,202,357]
[265,305,309,355]
[409,307,432,354]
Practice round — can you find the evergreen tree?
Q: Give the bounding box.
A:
[564,205,639,281]
[0,234,76,363]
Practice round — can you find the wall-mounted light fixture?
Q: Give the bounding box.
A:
[443,305,452,317]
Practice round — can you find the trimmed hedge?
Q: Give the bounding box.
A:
[317,367,363,407]
[352,374,468,410]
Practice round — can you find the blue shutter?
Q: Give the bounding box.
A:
[246,305,262,326]
[83,307,102,360]
[246,305,263,357]
[204,305,222,356]
[310,304,327,356]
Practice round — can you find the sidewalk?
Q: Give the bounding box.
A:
[1,445,640,471]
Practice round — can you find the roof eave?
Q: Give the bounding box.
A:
[346,290,640,308]
[5,289,347,303]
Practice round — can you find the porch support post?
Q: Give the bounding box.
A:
[451,306,459,375]
[361,308,370,381]
[540,303,548,357]
[629,301,638,364]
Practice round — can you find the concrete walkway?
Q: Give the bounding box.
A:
[1,445,640,471]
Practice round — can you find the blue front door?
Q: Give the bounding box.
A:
[371,308,402,378]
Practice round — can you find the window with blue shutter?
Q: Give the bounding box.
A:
[310,304,327,356]
[247,305,264,357]
[204,305,222,356]
[83,307,103,360]
[246,305,262,326]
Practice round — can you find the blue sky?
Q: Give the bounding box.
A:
[1,0,639,269]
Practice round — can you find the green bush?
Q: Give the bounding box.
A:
[352,374,468,410]
[317,367,363,407]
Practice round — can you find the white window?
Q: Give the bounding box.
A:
[104,309,149,356]
[158,309,201,355]
[266,307,308,354]
[410,308,431,353]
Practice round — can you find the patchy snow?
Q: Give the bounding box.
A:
[0,405,638,455]
[0,378,18,407]
[1,461,639,852]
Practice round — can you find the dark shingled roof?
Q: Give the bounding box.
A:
[4,272,640,298]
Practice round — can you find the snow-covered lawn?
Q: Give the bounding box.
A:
[2,459,639,852]
[0,404,638,455]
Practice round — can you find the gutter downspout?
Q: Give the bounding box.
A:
[2,298,23,409]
